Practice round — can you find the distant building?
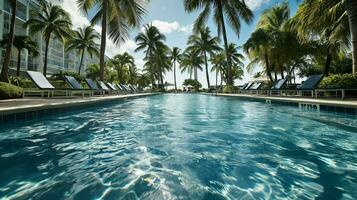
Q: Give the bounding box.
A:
[0,0,100,76]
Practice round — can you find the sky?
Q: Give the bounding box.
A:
[57,0,300,88]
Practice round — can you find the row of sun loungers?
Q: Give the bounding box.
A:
[240,74,347,98]
[24,71,139,97]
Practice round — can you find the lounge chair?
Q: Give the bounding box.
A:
[240,82,254,94]
[24,71,67,97]
[85,78,105,96]
[269,78,288,96]
[107,83,122,94]
[97,81,112,94]
[246,82,264,95]
[298,74,324,97]
[64,76,92,97]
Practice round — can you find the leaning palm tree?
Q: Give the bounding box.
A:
[66,26,100,75]
[291,0,351,74]
[0,0,17,82]
[180,48,204,81]
[243,28,274,82]
[184,0,253,85]
[77,0,148,81]
[25,3,72,76]
[168,47,182,91]
[187,27,220,89]
[135,24,167,87]
[0,35,39,76]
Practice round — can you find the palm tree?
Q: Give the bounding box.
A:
[0,35,39,77]
[77,0,147,81]
[184,0,253,85]
[144,46,172,88]
[187,27,220,89]
[25,3,72,76]
[180,48,203,81]
[86,64,100,80]
[135,24,167,87]
[210,53,226,88]
[169,47,182,91]
[66,26,100,75]
[243,28,274,82]
[110,52,134,83]
[292,0,351,74]
[0,0,17,82]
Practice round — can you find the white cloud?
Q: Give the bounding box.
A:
[150,20,192,34]
[245,0,271,10]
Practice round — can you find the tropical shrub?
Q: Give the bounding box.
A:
[183,79,202,91]
[319,73,357,89]
[0,82,23,100]
[9,76,24,86]
[223,85,235,93]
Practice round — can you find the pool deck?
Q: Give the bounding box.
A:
[0,93,156,115]
[214,93,357,108]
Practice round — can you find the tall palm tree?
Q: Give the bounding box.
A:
[144,46,172,87]
[169,47,182,91]
[180,48,203,81]
[25,3,72,76]
[210,53,226,88]
[0,0,17,82]
[135,24,167,87]
[66,26,100,75]
[187,27,220,89]
[0,35,39,77]
[184,0,253,85]
[77,0,147,81]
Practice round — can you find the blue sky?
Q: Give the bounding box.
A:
[59,0,300,88]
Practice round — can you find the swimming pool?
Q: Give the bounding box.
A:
[0,94,356,199]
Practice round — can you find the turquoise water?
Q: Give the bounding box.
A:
[0,94,356,199]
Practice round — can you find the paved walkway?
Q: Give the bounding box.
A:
[215,93,357,108]
[0,93,156,115]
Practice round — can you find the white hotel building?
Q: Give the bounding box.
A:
[0,0,99,76]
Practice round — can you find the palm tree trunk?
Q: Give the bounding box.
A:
[174,61,177,90]
[0,0,17,83]
[78,49,85,75]
[220,72,223,88]
[216,70,218,89]
[203,51,210,89]
[43,37,51,76]
[16,49,21,76]
[264,51,273,82]
[217,0,233,86]
[324,47,332,76]
[99,0,108,81]
[194,67,198,81]
[347,0,357,73]
[280,69,284,79]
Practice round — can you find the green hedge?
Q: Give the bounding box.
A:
[319,73,357,89]
[0,82,23,100]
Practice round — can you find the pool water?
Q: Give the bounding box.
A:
[0,94,356,199]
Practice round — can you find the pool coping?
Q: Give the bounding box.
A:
[0,93,157,115]
[207,93,357,114]
[0,93,159,126]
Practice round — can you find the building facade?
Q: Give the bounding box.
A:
[0,0,99,77]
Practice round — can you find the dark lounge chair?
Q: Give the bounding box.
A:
[85,78,105,96]
[24,71,67,97]
[64,76,92,97]
[298,74,324,97]
[240,82,254,93]
[269,78,288,96]
[107,83,122,94]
